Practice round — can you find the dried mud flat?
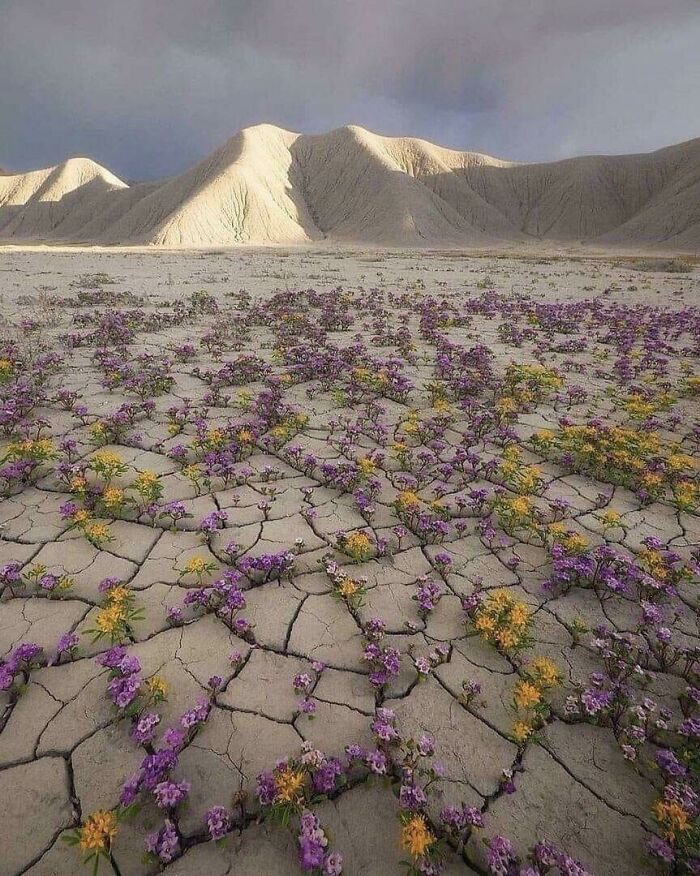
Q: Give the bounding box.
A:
[0,247,698,876]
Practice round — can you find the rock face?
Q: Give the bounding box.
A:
[1,124,699,248]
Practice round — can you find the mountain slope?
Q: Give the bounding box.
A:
[0,126,698,249]
[0,158,126,239]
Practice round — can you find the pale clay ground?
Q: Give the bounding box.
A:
[0,247,698,876]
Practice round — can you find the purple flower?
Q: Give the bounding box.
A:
[0,561,22,586]
[299,698,316,715]
[324,851,344,875]
[647,835,675,863]
[132,712,161,745]
[145,818,180,863]
[580,688,613,715]
[108,674,141,709]
[345,744,366,760]
[656,748,688,778]
[256,770,276,806]
[486,835,516,876]
[153,780,190,809]
[679,717,700,739]
[399,783,428,811]
[140,749,179,790]
[55,632,79,656]
[312,758,344,794]
[95,645,127,669]
[120,773,141,806]
[162,727,186,750]
[205,805,231,840]
[200,509,228,533]
[365,750,387,775]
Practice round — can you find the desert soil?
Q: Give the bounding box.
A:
[0,246,698,876]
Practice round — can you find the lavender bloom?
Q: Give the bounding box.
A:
[132,712,161,745]
[486,835,516,876]
[205,805,232,840]
[145,819,180,863]
[153,779,191,809]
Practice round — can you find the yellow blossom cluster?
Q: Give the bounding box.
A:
[511,656,562,744]
[400,813,435,860]
[339,530,373,562]
[472,590,533,653]
[78,810,118,852]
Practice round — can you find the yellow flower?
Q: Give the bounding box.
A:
[529,657,561,689]
[85,522,110,543]
[92,450,123,468]
[668,453,694,472]
[512,721,534,744]
[146,675,168,698]
[28,563,47,578]
[274,767,305,804]
[107,586,130,605]
[561,532,588,554]
[509,602,531,629]
[238,429,255,444]
[510,496,532,517]
[400,814,435,859]
[397,490,421,510]
[489,590,514,611]
[496,396,516,414]
[514,681,542,710]
[600,511,622,527]
[79,810,118,852]
[73,508,91,525]
[358,456,377,476]
[673,480,699,509]
[339,579,359,598]
[653,799,691,840]
[496,628,519,649]
[184,556,209,575]
[474,614,497,634]
[95,604,125,634]
[344,531,372,557]
[135,470,158,488]
[102,487,124,508]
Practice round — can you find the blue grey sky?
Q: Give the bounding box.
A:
[1,0,699,180]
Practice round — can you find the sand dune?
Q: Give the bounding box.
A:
[1,125,698,249]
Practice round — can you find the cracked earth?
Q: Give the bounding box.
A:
[0,248,698,876]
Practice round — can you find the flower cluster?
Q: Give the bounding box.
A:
[464,590,533,654]
[362,618,402,689]
[84,579,145,644]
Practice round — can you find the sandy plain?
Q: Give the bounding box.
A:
[0,246,698,876]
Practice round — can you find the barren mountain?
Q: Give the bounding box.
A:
[1,125,698,249]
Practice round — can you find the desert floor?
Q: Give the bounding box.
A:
[0,247,698,876]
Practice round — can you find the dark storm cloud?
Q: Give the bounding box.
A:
[1,0,698,180]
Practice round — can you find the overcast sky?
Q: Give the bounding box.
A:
[1,0,699,180]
